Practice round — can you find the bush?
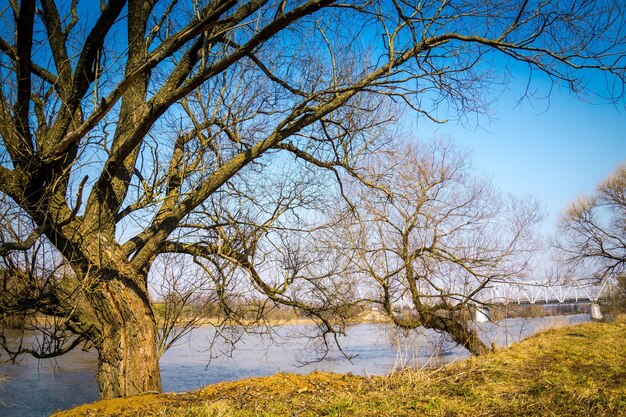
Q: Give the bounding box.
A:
[603,275,626,318]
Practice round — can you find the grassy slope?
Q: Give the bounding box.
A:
[54,318,626,417]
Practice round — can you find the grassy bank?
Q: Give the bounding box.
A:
[55,318,626,417]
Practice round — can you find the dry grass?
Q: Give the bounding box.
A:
[54,317,626,417]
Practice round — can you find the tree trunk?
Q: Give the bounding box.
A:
[424,314,490,356]
[447,320,490,355]
[90,278,162,398]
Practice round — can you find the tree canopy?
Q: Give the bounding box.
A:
[557,163,626,282]
[325,140,542,354]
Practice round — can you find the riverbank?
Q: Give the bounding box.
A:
[54,316,626,417]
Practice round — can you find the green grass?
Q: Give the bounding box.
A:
[55,317,626,417]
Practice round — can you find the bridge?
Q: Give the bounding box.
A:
[473,276,621,322]
[486,277,618,305]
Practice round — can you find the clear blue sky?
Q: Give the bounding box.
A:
[412,76,626,237]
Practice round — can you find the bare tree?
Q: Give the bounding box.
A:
[0,0,623,398]
[328,140,542,355]
[556,163,626,282]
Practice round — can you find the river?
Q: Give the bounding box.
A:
[0,314,589,417]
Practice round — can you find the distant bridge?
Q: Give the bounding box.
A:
[470,277,622,321]
[485,276,619,305]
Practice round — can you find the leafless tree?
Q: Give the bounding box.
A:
[0,0,623,398]
[556,163,626,283]
[327,140,542,355]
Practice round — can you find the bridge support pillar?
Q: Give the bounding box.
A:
[474,305,490,323]
[590,302,603,320]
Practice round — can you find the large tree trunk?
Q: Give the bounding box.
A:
[90,278,162,398]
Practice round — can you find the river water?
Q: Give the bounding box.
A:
[0,315,588,417]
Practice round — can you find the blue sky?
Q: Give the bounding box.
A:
[410,74,625,237]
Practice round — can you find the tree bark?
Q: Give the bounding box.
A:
[89,277,162,398]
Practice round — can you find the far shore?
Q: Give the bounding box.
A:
[178,309,391,328]
[2,306,592,332]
